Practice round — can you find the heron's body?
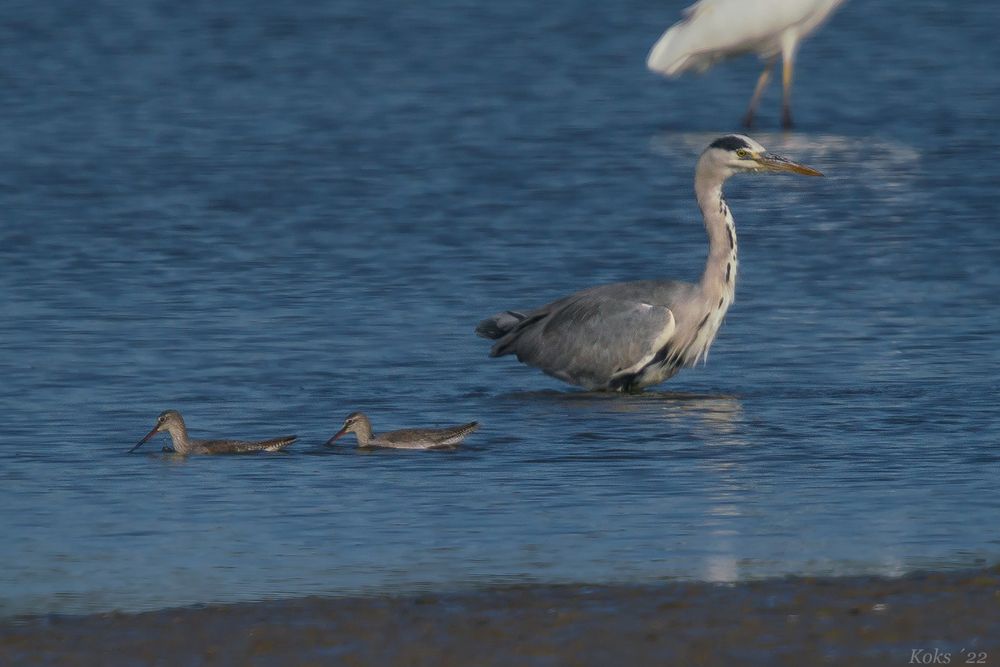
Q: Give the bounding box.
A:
[477,135,821,392]
[129,410,296,455]
[327,412,478,450]
[647,0,847,127]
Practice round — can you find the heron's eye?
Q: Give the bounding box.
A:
[736,149,751,159]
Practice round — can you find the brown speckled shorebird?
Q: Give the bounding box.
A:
[129,410,297,455]
[325,412,478,450]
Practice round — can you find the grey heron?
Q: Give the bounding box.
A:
[129,410,297,455]
[646,0,847,128]
[476,135,822,392]
[325,412,479,449]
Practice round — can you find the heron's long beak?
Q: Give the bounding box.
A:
[129,425,159,454]
[324,426,349,446]
[757,153,823,177]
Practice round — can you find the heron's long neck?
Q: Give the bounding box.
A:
[695,166,738,306]
[165,421,192,453]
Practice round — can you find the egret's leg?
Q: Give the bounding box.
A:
[780,35,800,129]
[781,58,795,128]
[742,57,777,128]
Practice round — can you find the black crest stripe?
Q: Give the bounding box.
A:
[709,135,751,152]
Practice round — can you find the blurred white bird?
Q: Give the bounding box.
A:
[647,0,847,128]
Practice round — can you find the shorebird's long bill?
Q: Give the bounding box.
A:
[128,426,158,454]
[757,153,823,177]
[324,426,348,446]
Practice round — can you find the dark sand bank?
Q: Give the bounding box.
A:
[3,566,999,667]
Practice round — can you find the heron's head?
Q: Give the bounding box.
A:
[325,411,371,445]
[701,135,822,178]
[129,410,184,453]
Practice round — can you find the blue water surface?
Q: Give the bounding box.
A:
[1,0,999,615]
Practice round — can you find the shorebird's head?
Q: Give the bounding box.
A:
[128,410,183,453]
[699,134,823,179]
[325,412,370,445]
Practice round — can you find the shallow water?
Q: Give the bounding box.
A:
[1,0,999,616]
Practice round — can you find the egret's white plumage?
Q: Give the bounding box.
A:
[647,0,847,127]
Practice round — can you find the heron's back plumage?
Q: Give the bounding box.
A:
[476,311,527,340]
[484,280,701,390]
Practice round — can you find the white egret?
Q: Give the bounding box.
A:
[646,0,847,128]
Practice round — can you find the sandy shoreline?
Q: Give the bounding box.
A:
[2,566,998,666]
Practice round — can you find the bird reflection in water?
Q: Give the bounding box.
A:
[501,389,745,443]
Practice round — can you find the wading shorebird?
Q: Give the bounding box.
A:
[325,412,478,450]
[646,0,847,128]
[476,134,822,392]
[129,410,297,455]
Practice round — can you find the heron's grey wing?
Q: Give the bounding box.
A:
[492,294,676,390]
